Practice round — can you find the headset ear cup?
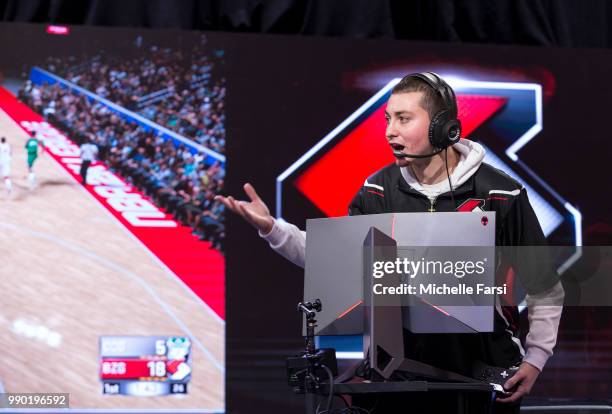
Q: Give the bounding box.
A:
[429,110,449,148]
[429,110,461,149]
[445,119,462,145]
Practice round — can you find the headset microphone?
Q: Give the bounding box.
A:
[393,149,443,159]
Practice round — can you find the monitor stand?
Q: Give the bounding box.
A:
[363,227,477,383]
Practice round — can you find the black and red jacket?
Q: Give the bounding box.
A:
[348,161,559,373]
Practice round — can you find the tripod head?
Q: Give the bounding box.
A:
[297,299,322,320]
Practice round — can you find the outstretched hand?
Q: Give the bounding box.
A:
[215,183,275,235]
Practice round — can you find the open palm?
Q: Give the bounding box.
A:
[215,183,274,234]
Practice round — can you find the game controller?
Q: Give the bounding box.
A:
[472,360,519,394]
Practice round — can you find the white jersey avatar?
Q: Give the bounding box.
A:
[0,141,11,177]
[0,141,12,194]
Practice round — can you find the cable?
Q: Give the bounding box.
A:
[316,365,374,414]
[444,148,456,209]
[315,395,324,414]
[321,364,334,413]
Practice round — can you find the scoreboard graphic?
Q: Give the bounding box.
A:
[99,336,192,396]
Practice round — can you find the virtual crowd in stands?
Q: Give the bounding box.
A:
[44,41,225,154]
[20,82,225,252]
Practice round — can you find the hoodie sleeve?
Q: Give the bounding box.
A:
[259,218,306,268]
[524,281,564,371]
[259,184,367,267]
[503,188,564,371]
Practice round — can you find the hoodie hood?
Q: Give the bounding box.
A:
[400,139,486,201]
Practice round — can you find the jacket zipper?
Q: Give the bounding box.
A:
[428,196,437,212]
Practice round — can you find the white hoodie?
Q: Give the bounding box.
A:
[400,139,485,203]
[260,140,562,372]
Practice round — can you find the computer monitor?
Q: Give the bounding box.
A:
[303,212,496,336]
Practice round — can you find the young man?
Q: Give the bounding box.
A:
[24,132,44,188]
[0,137,12,195]
[217,73,564,411]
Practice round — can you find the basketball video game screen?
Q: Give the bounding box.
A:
[0,24,225,412]
[0,22,611,413]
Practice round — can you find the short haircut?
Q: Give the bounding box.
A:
[391,75,447,120]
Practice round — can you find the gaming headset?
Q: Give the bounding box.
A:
[393,72,462,158]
